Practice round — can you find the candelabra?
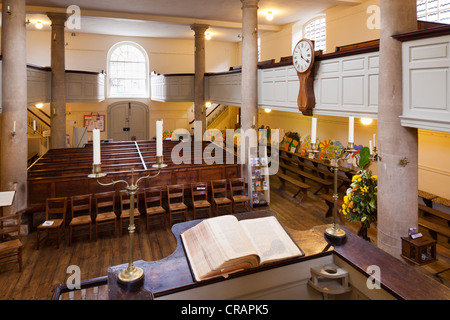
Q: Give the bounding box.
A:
[308,142,357,245]
[89,156,167,287]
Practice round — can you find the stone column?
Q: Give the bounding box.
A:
[0,0,28,216]
[47,12,68,149]
[190,23,209,136]
[377,0,418,257]
[240,0,259,133]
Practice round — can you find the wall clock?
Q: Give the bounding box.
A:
[293,38,316,116]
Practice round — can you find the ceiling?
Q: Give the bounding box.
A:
[18,0,362,42]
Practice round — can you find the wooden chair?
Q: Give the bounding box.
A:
[211,179,232,215]
[229,178,250,213]
[94,191,117,240]
[37,197,67,249]
[69,194,92,245]
[119,190,140,236]
[0,213,23,271]
[167,184,188,226]
[191,182,211,220]
[143,187,166,232]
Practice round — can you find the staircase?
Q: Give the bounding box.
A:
[27,107,51,166]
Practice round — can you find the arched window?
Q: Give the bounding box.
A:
[417,0,450,23]
[107,41,149,98]
[303,16,326,52]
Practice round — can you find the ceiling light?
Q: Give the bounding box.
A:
[361,117,373,125]
[266,11,274,21]
[35,21,43,29]
[264,108,272,113]
[35,103,44,109]
[205,101,212,108]
[205,32,211,40]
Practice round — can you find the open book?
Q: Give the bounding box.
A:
[180,215,304,282]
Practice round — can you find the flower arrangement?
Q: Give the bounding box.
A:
[341,147,377,231]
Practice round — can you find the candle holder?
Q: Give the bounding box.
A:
[307,142,319,159]
[89,160,166,287]
[371,146,380,162]
[308,144,356,246]
[323,147,356,245]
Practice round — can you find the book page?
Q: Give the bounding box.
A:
[239,216,304,264]
[203,215,257,264]
[181,215,259,281]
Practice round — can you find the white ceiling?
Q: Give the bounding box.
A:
[19,0,362,42]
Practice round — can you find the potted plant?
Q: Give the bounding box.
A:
[341,147,377,241]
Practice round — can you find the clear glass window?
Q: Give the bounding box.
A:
[303,17,326,52]
[107,42,149,98]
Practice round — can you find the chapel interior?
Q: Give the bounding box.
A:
[0,0,450,300]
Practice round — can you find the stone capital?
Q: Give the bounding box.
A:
[240,0,259,9]
[46,12,68,26]
[190,23,209,35]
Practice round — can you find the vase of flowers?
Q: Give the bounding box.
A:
[341,147,377,241]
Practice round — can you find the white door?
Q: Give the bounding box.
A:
[108,102,148,141]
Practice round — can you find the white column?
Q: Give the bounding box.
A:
[377,0,418,257]
[0,0,28,216]
[47,12,68,149]
[190,23,209,136]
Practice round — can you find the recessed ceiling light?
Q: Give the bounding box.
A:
[266,11,274,21]
[35,21,43,29]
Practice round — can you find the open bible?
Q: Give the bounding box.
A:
[180,215,304,282]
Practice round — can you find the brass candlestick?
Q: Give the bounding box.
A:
[89,156,166,286]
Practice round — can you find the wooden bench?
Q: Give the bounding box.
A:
[275,172,311,201]
[278,162,332,195]
[280,154,352,190]
[418,204,450,225]
[320,193,344,219]
[418,217,450,242]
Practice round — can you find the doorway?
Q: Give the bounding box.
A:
[107,101,149,141]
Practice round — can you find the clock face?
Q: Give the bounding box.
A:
[293,40,313,73]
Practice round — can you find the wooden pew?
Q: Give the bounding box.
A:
[418,217,450,242]
[27,141,241,225]
[279,151,352,190]
[418,203,450,242]
[320,193,344,219]
[278,161,332,195]
[275,172,310,201]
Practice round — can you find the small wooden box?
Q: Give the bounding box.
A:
[401,236,436,265]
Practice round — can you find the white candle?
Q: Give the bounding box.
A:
[237,114,239,123]
[311,117,317,143]
[156,120,163,157]
[13,121,16,133]
[373,133,376,148]
[348,116,354,143]
[93,129,101,165]
[33,120,36,131]
[253,116,255,126]
[369,140,373,155]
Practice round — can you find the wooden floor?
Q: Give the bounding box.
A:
[1,176,449,300]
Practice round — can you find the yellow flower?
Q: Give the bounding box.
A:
[372,175,377,181]
[352,175,361,182]
[344,195,349,204]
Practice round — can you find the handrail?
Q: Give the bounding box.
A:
[27,108,50,127]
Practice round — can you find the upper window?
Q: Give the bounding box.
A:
[417,0,450,23]
[107,41,149,98]
[303,17,326,52]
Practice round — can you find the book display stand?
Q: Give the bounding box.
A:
[248,146,270,208]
